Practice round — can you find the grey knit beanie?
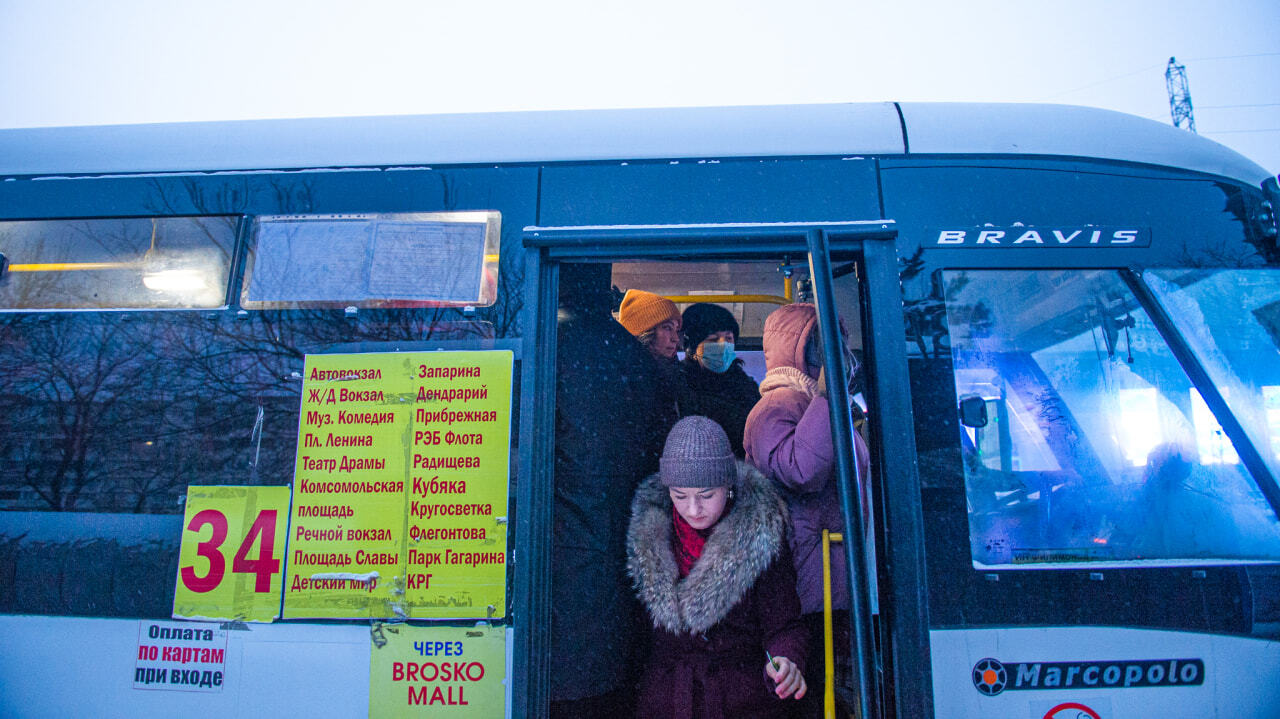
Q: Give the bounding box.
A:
[659,416,737,488]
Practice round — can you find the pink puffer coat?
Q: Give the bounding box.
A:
[742,303,870,615]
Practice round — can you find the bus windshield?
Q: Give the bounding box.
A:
[1144,269,1280,482]
[942,269,1280,568]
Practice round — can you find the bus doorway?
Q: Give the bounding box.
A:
[517,223,931,719]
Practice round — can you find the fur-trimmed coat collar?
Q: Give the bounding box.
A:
[627,461,788,635]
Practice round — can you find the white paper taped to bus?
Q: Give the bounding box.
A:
[367,221,485,301]
[248,218,372,302]
[246,214,493,305]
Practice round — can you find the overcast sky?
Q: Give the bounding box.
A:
[2,0,1278,173]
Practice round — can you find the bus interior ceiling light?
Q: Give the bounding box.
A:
[142,267,211,293]
[140,217,211,294]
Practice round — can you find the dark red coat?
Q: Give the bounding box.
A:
[627,463,808,719]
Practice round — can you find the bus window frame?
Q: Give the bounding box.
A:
[517,221,932,719]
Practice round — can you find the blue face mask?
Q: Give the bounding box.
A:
[698,341,735,373]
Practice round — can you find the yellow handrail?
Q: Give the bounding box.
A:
[10,256,502,273]
[8,262,134,272]
[823,530,844,719]
[662,294,790,306]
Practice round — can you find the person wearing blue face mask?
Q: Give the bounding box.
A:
[680,303,762,458]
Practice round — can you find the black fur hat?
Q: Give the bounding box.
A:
[681,302,739,348]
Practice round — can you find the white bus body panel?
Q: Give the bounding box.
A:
[931,626,1280,718]
[0,616,368,718]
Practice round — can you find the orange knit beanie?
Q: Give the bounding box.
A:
[618,289,681,337]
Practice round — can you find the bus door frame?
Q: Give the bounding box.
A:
[517,222,933,719]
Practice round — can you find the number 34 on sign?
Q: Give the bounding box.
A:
[173,486,291,623]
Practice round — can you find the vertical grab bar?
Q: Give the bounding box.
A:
[807,229,879,719]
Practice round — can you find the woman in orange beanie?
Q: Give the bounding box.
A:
[618,289,698,457]
[619,289,683,361]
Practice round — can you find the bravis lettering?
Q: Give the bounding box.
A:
[932,227,1148,248]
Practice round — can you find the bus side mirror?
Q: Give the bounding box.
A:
[0,252,8,282]
[959,395,988,428]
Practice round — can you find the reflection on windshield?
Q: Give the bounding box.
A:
[944,269,1280,568]
[1145,269,1280,480]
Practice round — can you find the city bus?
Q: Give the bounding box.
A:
[1,102,1278,718]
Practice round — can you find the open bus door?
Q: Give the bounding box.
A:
[518,222,933,719]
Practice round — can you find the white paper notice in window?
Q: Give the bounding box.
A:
[244,211,500,308]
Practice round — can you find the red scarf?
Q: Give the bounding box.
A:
[672,508,711,578]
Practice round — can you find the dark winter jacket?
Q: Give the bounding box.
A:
[551,308,664,701]
[627,462,808,719]
[652,354,698,440]
[680,357,761,458]
[743,303,870,615]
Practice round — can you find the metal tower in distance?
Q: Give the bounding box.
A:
[1165,56,1197,133]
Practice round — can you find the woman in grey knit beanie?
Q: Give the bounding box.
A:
[626,416,809,718]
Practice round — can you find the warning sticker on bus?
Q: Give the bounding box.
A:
[1034,700,1109,719]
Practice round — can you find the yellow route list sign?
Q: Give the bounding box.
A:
[283,350,512,620]
[173,485,291,622]
[369,624,507,717]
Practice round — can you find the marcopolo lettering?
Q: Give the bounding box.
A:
[930,226,1150,249]
[972,657,1203,696]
